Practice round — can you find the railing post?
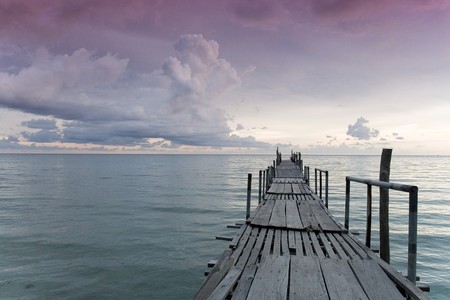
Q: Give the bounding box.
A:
[345,177,350,230]
[262,170,266,198]
[408,186,418,284]
[258,170,262,204]
[366,184,372,248]
[246,173,252,219]
[315,168,318,194]
[325,171,329,208]
[380,148,392,264]
[319,170,323,198]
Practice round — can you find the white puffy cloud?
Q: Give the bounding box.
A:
[347,117,379,140]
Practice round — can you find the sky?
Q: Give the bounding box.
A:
[1,0,450,154]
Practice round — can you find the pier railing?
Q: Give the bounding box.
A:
[345,176,418,284]
[314,168,329,208]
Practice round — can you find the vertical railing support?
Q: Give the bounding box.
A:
[366,184,373,248]
[325,170,329,208]
[315,168,318,194]
[380,148,392,264]
[246,173,252,219]
[408,186,418,284]
[345,177,350,230]
[258,170,262,204]
[262,170,266,198]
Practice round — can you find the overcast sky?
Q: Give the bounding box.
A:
[1,0,449,154]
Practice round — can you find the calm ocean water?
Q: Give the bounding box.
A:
[0,154,448,299]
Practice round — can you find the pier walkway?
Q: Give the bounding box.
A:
[195,158,429,299]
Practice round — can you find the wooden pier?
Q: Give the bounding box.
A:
[195,153,430,299]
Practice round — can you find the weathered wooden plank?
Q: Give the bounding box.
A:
[231,225,253,261]
[251,199,275,227]
[319,232,337,259]
[332,233,358,259]
[290,256,328,300]
[273,229,281,256]
[229,224,249,249]
[286,200,303,229]
[297,200,320,231]
[234,227,259,269]
[341,232,368,259]
[294,231,304,256]
[307,198,342,232]
[246,256,290,300]
[310,232,325,259]
[261,229,274,261]
[281,230,289,256]
[349,258,405,300]
[301,231,314,256]
[326,233,347,259]
[207,266,241,300]
[288,230,296,253]
[283,183,292,194]
[232,228,267,299]
[292,183,301,194]
[194,251,234,300]
[269,200,286,228]
[320,258,369,300]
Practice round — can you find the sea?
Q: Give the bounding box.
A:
[0,154,448,299]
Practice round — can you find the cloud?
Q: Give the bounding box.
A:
[347,117,379,140]
[236,124,245,130]
[0,34,269,149]
[21,118,57,130]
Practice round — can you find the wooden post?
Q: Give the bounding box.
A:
[345,177,350,230]
[325,170,329,208]
[246,173,252,219]
[379,148,392,264]
[366,184,372,248]
[258,170,262,204]
[262,170,266,198]
[408,186,418,284]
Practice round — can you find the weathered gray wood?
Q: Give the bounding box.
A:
[310,232,325,259]
[232,228,267,299]
[229,224,248,249]
[194,251,234,300]
[379,148,392,264]
[290,256,328,300]
[207,266,241,300]
[326,233,348,259]
[231,226,253,261]
[281,230,289,256]
[320,258,369,300]
[349,258,404,300]
[301,231,314,256]
[297,200,320,231]
[269,200,286,228]
[251,199,275,227]
[234,227,259,269]
[283,183,292,194]
[319,232,337,259]
[288,230,296,253]
[294,231,304,256]
[332,233,358,259]
[246,256,290,300]
[286,200,303,229]
[261,228,274,261]
[273,229,281,256]
[292,183,301,194]
[341,233,368,259]
[307,198,342,232]
[346,233,431,300]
